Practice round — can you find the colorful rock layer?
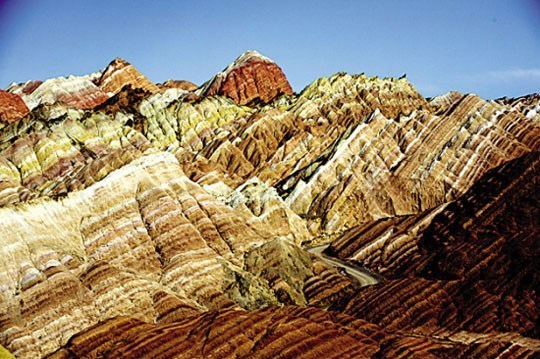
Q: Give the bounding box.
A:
[0,90,29,124]
[0,50,538,358]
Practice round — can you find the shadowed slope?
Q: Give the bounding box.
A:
[327,152,540,353]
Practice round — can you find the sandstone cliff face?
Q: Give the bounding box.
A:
[198,50,293,105]
[0,51,539,358]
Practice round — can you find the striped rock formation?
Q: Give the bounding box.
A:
[6,76,109,111]
[0,152,353,358]
[327,151,540,354]
[3,57,159,116]
[48,307,384,358]
[328,151,539,280]
[496,93,540,119]
[198,50,293,105]
[278,91,538,240]
[5,80,43,97]
[0,51,538,358]
[95,57,159,95]
[49,306,539,359]
[0,90,29,124]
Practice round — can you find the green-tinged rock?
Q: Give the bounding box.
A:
[0,345,15,359]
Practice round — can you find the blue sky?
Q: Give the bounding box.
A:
[0,0,538,99]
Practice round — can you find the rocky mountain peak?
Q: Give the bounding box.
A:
[198,50,293,105]
[96,57,158,95]
[225,50,274,70]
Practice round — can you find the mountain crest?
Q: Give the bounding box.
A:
[0,90,30,123]
[96,57,158,95]
[224,50,274,72]
[198,50,293,105]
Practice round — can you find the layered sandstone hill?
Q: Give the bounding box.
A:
[328,151,540,353]
[6,75,109,111]
[0,71,536,241]
[96,57,159,95]
[0,90,29,124]
[3,57,160,121]
[198,50,293,105]
[0,152,353,357]
[50,305,538,359]
[0,51,538,358]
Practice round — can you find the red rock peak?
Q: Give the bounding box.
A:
[0,90,30,123]
[199,50,293,105]
[96,57,158,95]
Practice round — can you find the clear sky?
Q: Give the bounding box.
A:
[0,0,538,99]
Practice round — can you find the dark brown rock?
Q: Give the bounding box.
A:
[326,152,540,353]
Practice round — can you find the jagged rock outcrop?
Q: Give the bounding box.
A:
[0,90,29,124]
[225,178,311,243]
[497,93,540,119]
[3,55,536,239]
[279,93,538,239]
[198,50,293,105]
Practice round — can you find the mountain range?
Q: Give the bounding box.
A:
[0,50,538,358]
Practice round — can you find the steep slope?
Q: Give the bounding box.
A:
[194,74,538,241]
[0,51,539,358]
[95,57,159,95]
[329,151,539,280]
[279,92,538,239]
[9,76,109,110]
[50,305,539,359]
[0,90,29,124]
[198,50,293,105]
[0,152,354,358]
[1,67,537,239]
[327,151,540,352]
